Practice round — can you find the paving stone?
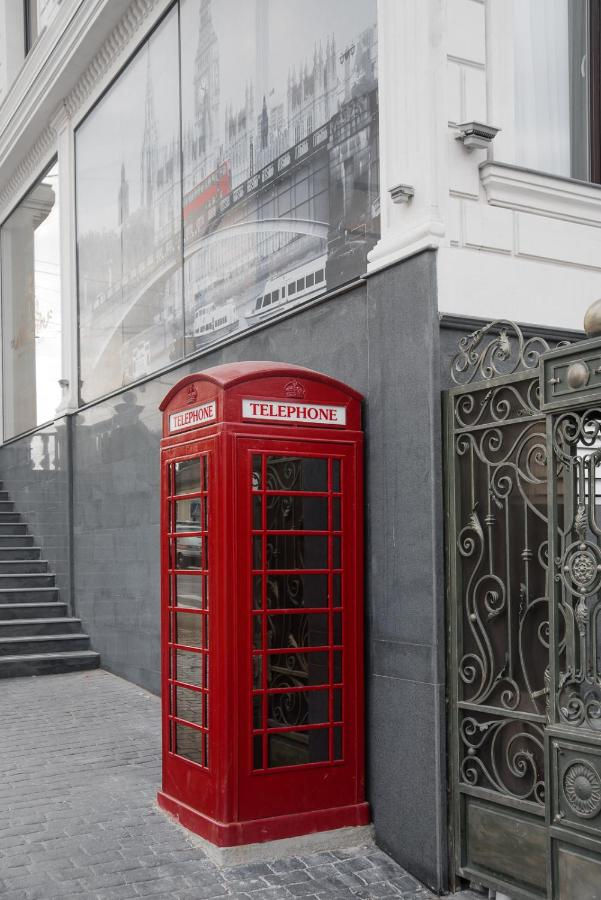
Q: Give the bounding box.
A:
[0,670,437,900]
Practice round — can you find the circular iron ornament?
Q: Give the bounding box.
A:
[566,361,590,390]
[559,540,601,596]
[563,760,601,818]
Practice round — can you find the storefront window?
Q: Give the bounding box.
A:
[76,7,181,403]
[180,0,379,353]
[513,0,589,180]
[75,0,379,404]
[1,161,61,439]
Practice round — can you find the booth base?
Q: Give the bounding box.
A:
[157,790,371,855]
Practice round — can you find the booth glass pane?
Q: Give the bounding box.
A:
[268,689,329,726]
[173,611,203,649]
[267,613,329,648]
[1,161,62,440]
[175,499,203,531]
[266,535,328,569]
[174,686,203,727]
[266,495,328,531]
[267,652,329,688]
[266,574,328,609]
[174,458,201,495]
[180,0,379,355]
[175,724,203,766]
[268,729,329,768]
[174,573,206,609]
[173,648,204,687]
[174,536,203,570]
[332,460,341,492]
[266,456,328,492]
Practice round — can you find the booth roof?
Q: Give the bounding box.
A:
[159,361,364,411]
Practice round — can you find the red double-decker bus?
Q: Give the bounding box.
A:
[183,162,231,238]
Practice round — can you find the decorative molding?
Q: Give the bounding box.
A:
[439,312,584,344]
[0,123,56,216]
[455,121,500,151]
[389,183,415,204]
[0,0,165,220]
[480,161,601,227]
[367,220,444,274]
[63,0,159,118]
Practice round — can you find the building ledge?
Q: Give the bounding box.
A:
[480,161,601,227]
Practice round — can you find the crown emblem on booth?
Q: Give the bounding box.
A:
[186,384,198,404]
[284,379,305,399]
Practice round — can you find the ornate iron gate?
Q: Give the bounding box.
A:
[446,320,601,900]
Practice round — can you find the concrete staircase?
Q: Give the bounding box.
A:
[0,485,99,678]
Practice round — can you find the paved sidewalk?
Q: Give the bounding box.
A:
[0,671,474,900]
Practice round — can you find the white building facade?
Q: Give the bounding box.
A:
[0,1,598,895]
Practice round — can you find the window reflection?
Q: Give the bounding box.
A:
[180,0,379,353]
[76,8,182,402]
[1,161,62,440]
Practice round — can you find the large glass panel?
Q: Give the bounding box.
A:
[1,161,62,439]
[76,8,182,402]
[180,0,379,352]
[513,0,589,179]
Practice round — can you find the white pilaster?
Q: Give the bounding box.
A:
[52,102,78,415]
[368,0,448,274]
[485,0,516,164]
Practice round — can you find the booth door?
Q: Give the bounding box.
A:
[161,439,216,807]
[236,437,363,820]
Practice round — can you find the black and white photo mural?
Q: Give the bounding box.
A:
[76,0,379,402]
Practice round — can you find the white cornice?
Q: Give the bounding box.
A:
[0,0,167,220]
[480,161,601,228]
[0,125,56,216]
[64,0,161,118]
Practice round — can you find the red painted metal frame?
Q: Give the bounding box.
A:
[157,363,368,846]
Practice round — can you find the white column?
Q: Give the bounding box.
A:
[368,0,448,274]
[52,102,79,415]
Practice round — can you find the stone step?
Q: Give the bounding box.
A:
[0,573,55,589]
[0,633,91,656]
[0,523,28,535]
[0,618,83,638]
[0,560,48,574]
[0,512,19,521]
[0,602,68,620]
[0,491,9,501]
[0,650,100,678]
[0,587,59,604]
[0,547,41,560]
[0,535,33,547]
[0,500,14,510]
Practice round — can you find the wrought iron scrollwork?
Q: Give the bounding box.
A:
[460,715,545,807]
[451,319,569,385]
[551,407,601,731]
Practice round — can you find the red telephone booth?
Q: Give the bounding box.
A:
[157,362,368,846]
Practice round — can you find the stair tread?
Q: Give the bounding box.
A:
[0,587,57,593]
[0,633,89,644]
[0,603,66,610]
[0,618,80,627]
[0,650,99,662]
[0,573,52,578]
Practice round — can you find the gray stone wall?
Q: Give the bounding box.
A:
[0,252,449,891]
